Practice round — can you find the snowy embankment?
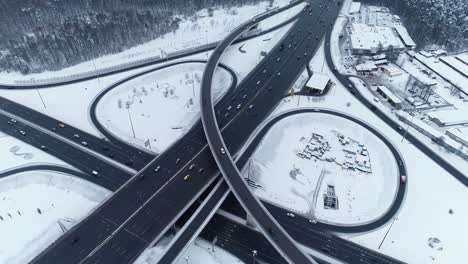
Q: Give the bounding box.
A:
[135,236,243,264]
[96,63,232,153]
[242,112,398,225]
[280,36,468,263]
[0,171,110,263]
[0,0,299,84]
[0,135,69,172]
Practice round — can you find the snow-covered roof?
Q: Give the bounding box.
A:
[393,25,416,48]
[306,72,330,91]
[355,62,378,72]
[419,51,433,58]
[372,54,387,60]
[440,56,468,77]
[427,109,468,126]
[376,85,403,104]
[456,53,468,65]
[374,59,388,65]
[382,65,403,76]
[433,49,447,57]
[349,2,361,14]
[350,23,404,52]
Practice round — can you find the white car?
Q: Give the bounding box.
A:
[373,97,380,103]
[286,212,295,218]
[220,148,226,154]
[309,219,317,224]
[92,171,99,177]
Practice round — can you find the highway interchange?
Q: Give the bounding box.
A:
[0,0,453,263]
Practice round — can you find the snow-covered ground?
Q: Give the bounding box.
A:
[0,0,301,83]
[242,112,398,225]
[0,133,69,172]
[271,33,468,262]
[96,63,232,153]
[0,171,110,263]
[135,236,243,264]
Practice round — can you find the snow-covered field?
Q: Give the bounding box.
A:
[0,171,110,263]
[96,63,232,153]
[135,236,243,264]
[0,0,301,83]
[242,112,398,225]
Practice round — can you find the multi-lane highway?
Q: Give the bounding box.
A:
[0,96,153,170]
[0,110,131,190]
[200,0,344,262]
[31,2,313,263]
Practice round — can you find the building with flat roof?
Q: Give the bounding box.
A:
[427,109,468,127]
[350,23,405,54]
[440,56,468,78]
[394,25,416,49]
[376,85,403,108]
[420,51,433,58]
[305,72,331,94]
[355,62,378,72]
[349,2,361,14]
[382,65,403,77]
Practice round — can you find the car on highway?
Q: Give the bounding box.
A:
[400,175,407,184]
[220,148,226,154]
[155,166,161,172]
[198,168,204,173]
[236,104,242,110]
[40,145,47,150]
[189,164,195,170]
[92,170,99,177]
[10,118,17,123]
[276,57,281,62]
[286,212,295,218]
[58,123,65,128]
[373,97,380,103]
[73,134,80,138]
[309,219,317,224]
[19,130,26,136]
[183,175,190,181]
[176,158,181,164]
[81,141,88,146]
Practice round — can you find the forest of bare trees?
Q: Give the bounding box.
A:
[0,0,267,74]
[360,0,467,52]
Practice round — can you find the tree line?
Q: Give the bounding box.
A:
[360,0,467,52]
[0,0,266,74]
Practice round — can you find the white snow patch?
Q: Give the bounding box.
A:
[0,171,110,263]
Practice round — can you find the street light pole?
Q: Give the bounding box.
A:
[401,113,414,143]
